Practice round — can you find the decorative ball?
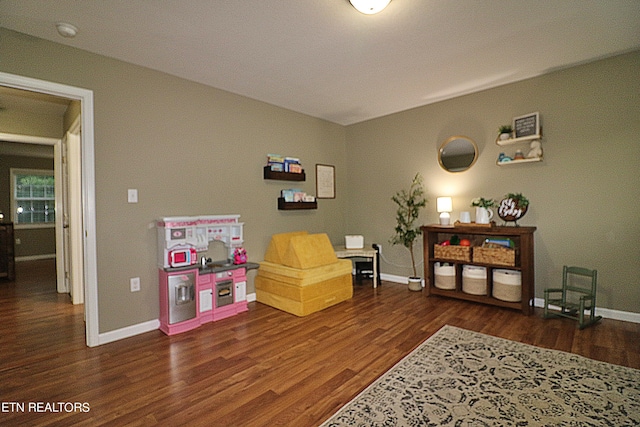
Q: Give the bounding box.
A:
[498,197,528,222]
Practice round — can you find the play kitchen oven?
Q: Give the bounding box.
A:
[158,264,249,335]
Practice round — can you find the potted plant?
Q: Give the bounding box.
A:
[498,125,513,141]
[471,197,496,224]
[390,173,427,291]
[504,193,529,208]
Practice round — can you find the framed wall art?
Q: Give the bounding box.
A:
[316,164,335,199]
[513,112,540,138]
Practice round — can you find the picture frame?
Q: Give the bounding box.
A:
[513,112,540,138]
[316,164,335,199]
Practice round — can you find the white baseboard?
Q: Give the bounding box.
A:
[98,293,258,345]
[533,298,640,324]
[16,254,56,262]
[382,274,639,324]
[381,273,410,284]
[98,319,160,346]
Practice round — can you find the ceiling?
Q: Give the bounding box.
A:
[1,0,639,125]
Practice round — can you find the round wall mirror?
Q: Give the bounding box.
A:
[438,135,478,172]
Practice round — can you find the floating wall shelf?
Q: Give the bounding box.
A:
[495,134,541,146]
[277,198,317,210]
[497,157,543,166]
[263,166,306,181]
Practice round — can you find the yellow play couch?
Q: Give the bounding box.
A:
[255,231,353,316]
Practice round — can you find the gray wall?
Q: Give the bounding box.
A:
[1,28,347,332]
[1,27,638,334]
[345,51,640,313]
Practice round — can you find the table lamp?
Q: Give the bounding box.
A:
[437,197,453,225]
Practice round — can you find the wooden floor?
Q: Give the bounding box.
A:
[1,259,639,427]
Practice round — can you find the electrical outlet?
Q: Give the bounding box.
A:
[130,277,141,292]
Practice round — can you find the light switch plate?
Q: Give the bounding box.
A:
[127,189,138,203]
[130,277,140,292]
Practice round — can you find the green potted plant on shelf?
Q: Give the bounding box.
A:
[391,173,427,291]
[498,125,513,141]
[471,197,496,224]
[504,193,529,208]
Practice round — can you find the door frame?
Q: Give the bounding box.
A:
[0,71,99,347]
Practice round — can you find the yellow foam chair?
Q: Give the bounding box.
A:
[256,231,353,316]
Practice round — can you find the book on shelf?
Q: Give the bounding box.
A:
[281,189,303,202]
[268,163,284,172]
[267,154,303,173]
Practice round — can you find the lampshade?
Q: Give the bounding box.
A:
[437,197,453,213]
[349,0,391,14]
[437,197,453,225]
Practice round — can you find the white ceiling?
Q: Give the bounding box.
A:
[1,0,639,125]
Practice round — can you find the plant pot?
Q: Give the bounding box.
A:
[499,132,511,140]
[408,277,422,291]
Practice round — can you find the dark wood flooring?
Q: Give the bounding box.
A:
[1,259,639,426]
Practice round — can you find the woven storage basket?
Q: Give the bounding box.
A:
[492,269,522,302]
[434,245,471,262]
[462,265,487,295]
[473,247,516,266]
[434,262,456,290]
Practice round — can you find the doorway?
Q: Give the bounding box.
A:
[0,71,99,347]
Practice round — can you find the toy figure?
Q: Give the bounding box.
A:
[527,139,543,158]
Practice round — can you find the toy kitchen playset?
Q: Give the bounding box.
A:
[157,214,258,335]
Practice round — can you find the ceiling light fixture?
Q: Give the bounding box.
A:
[56,22,78,38]
[349,0,391,15]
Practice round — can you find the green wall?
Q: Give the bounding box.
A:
[1,27,638,335]
[0,28,347,333]
[345,50,640,313]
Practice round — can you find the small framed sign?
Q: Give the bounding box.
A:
[316,164,335,199]
[513,112,540,138]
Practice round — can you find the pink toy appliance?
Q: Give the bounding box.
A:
[168,247,197,268]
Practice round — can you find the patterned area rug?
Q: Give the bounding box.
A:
[321,325,640,426]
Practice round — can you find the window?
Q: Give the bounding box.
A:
[10,168,55,228]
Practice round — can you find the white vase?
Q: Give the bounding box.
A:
[475,207,494,224]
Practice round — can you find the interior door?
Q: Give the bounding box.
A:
[55,135,70,294]
[67,128,84,305]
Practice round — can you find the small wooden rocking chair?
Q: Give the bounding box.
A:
[543,266,602,329]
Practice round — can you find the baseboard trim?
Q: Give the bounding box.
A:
[16,254,56,262]
[98,294,258,345]
[382,274,639,324]
[381,273,412,284]
[533,298,640,324]
[98,319,160,346]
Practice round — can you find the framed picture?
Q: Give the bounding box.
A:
[316,164,335,199]
[513,112,540,138]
